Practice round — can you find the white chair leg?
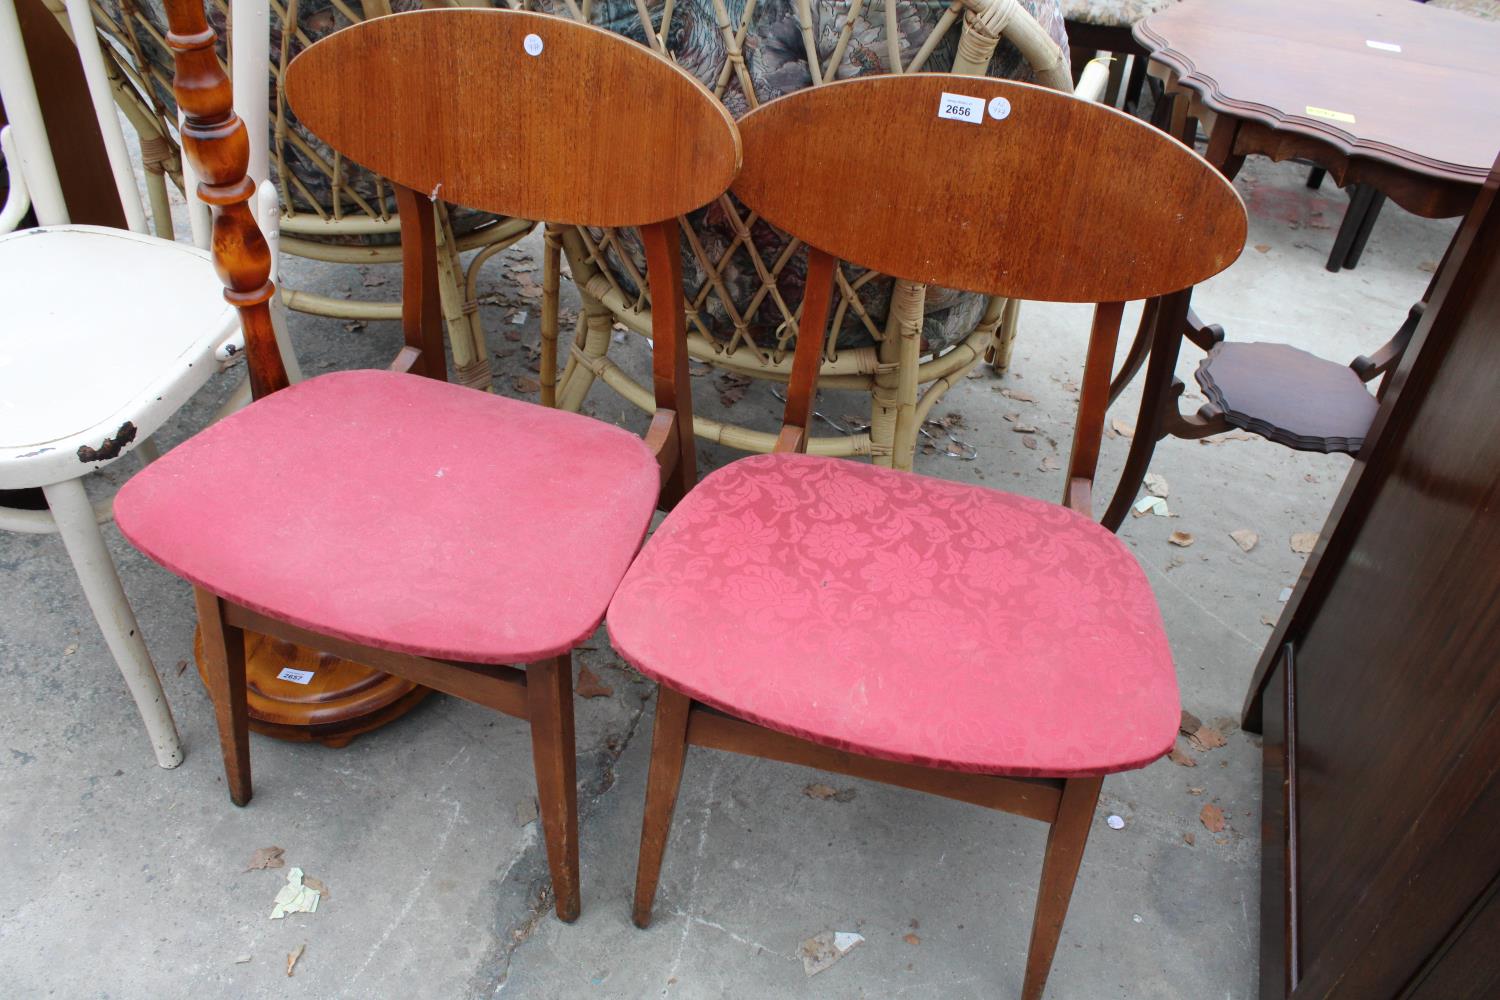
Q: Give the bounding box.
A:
[41,478,183,769]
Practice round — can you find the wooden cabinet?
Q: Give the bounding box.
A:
[1244,158,1500,999]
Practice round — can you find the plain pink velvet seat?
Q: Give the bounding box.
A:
[115,369,659,663]
[608,453,1179,778]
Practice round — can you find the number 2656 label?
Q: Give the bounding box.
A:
[937,92,985,125]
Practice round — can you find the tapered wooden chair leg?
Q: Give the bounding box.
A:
[193,587,252,805]
[527,654,581,922]
[1022,775,1103,1000]
[632,684,693,928]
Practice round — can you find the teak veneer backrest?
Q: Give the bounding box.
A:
[734,74,1244,304]
[283,9,741,229]
[732,74,1247,508]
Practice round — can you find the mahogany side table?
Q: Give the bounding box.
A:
[1099,0,1500,529]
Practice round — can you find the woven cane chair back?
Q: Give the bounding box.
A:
[542,0,1072,362]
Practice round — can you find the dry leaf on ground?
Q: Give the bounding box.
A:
[512,376,541,394]
[1169,530,1195,547]
[1229,529,1259,552]
[1013,423,1038,434]
[717,373,751,407]
[803,783,856,803]
[302,877,329,901]
[1167,744,1197,767]
[1111,419,1134,438]
[1189,726,1227,751]
[1001,388,1036,403]
[1253,244,1271,253]
[1040,456,1061,472]
[575,666,613,699]
[1022,436,1038,450]
[176,659,189,675]
[1143,472,1170,497]
[903,933,921,946]
[1180,710,1203,734]
[245,846,285,872]
[1198,431,1257,444]
[1183,832,1196,846]
[1290,532,1319,554]
[286,944,305,977]
[1261,614,1278,627]
[1200,804,1226,833]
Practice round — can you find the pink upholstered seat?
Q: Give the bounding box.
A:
[607,454,1179,777]
[115,369,659,664]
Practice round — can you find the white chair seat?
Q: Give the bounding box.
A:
[0,225,238,489]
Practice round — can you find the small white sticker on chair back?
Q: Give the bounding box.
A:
[937,92,985,125]
[523,33,544,56]
[987,96,1012,121]
[277,667,315,685]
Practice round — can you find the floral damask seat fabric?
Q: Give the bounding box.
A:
[607,453,1179,777]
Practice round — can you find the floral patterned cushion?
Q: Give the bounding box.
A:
[1426,0,1500,19]
[608,453,1179,777]
[1060,0,1179,28]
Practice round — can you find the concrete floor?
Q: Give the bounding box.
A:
[0,150,1453,999]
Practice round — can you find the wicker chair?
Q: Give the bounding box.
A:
[538,0,1075,469]
[49,0,532,390]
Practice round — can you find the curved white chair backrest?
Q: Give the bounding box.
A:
[0,0,147,232]
[0,0,66,229]
[61,0,147,232]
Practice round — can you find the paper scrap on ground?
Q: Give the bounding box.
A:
[270,867,321,919]
[1133,496,1169,517]
[1169,530,1195,547]
[1229,529,1259,552]
[799,930,864,976]
[1106,814,1126,830]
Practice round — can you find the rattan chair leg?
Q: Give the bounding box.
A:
[885,279,926,471]
[434,205,492,391]
[540,225,563,407]
[990,296,1023,374]
[556,293,615,412]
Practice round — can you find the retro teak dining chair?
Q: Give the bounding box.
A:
[114,4,738,922]
[608,75,1244,996]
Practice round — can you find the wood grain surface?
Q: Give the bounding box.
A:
[285,8,740,227]
[732,73,1245,304]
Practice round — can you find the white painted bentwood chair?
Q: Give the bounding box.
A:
[0,0,296,766]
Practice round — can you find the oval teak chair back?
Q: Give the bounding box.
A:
[284,9,741,228]
[733,74,1246,303]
